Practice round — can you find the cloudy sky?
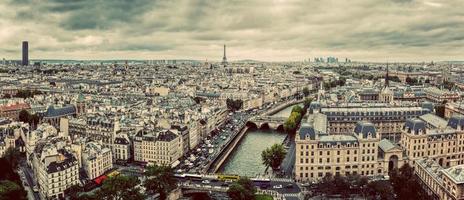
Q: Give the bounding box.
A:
[0,0,463,62]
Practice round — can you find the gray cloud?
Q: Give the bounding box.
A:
[0,0,463,61]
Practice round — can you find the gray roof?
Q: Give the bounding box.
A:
[421,101,434,112]
[353,121,376,138]
[319,135,358,145]
[419,113,448,129]
[299,123,316,140]
[44,105,76,118]
[404,118,426,135]
[379,139,399,152]
[442,165,464,184]
[448,114,464,130]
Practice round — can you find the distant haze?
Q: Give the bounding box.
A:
[0,0,463,62]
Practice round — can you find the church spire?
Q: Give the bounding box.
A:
[385,63,389,87]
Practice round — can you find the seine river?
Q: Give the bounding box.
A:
[219,103,303,176]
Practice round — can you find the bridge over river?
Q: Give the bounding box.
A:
[246,115,288,130]
[206,100,305,175]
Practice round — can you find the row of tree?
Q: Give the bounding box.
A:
[308,164,432,200]
[283,105,305,134]
[313,173,394,199]
[323,77,346,90]
[66,165,177,200]
[4,89,43,99]
[0,148,27,200]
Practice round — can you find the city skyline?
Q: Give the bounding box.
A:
[1,0,463,62]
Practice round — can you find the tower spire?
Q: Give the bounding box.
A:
[222,44,227,65]
[385,63,389,87]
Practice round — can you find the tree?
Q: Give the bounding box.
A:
[193,96,205,104]
[226,98,243,111]
[261,144,287,170]
[390,163,432,200]
[366,181,395,200]
[94,175,144,200]
[18,110,40,127]
[2,93,11,99]
[144,164,177,200]
[227,177,256,200]
[291,105,304,114]
[3,148,21,169]
[65,184,84,200]
[0,180,27,200]
[284,106,303,134]
[333,174,350,198]
[303,98,313,110]
[302,87,310,97]
[75,194,97,200]
[18,110,30,124]
[283,115,297,133]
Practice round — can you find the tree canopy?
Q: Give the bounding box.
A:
[226,98,243,111]
[303,97,313,110]
[18,110,40,127]
[14,89,42,99]
[302,87,310,97]
[94,175,144,200]
[261,143,287,170]
[227,177,257,200]
[284,105,305,134]
[0,153,27,200]
[143,164,177,200]
[311,173,393,199]
[0,180,27,200]
[390,163,432,200]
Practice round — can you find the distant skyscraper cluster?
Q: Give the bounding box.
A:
[313,57,348,63]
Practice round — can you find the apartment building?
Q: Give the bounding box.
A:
[401,115,464,167]
[113,134,130,161]
[415,158,464,200]
[82,142,113,180]
[319,104,430,142]
[32,140,79,200]
[295,121,384,181]
[133,129,182,166]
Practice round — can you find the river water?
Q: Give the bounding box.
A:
[219,103,302,176]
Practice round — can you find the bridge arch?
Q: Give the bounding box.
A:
[276,124,285,132]
[246,121,258,129]
[259,123,270,130]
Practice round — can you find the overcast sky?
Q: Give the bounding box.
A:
[0,0,463,62]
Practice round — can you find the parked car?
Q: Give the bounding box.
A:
[273,185,282,189]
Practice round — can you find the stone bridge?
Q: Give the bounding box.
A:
[246,115,287,130]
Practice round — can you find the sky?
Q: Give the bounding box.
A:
[0,0,463,62]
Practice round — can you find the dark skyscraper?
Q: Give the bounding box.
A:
[22,41,29,66]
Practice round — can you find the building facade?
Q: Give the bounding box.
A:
[32,139,79,200]
[133,129,182,166]
[82,142,113,180]
[295,121,386,181]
